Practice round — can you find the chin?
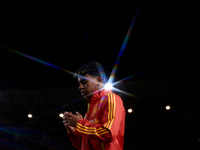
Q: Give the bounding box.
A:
[83,96,88,99]
[84,95,92,100]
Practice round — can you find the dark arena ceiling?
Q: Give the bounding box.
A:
[0,1,199,149]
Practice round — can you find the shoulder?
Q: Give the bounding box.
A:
[106,92,121,98]
[105,92,123,104]
[104,92,125,112]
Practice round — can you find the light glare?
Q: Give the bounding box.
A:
[59,113,64,118]
[166,106,170,110]
[128,108,133,113]
[104,82,113,90]
[28,114,32,118]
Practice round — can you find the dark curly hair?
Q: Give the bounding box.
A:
[73,62,107,83]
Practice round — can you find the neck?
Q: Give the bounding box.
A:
[87,96,93,103]
[97,84,104,90]
[87,87,103,103]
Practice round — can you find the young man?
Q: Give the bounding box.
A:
[62,62,125,150]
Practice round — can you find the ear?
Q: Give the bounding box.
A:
[96,76,103,83]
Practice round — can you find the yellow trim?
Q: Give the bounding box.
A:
[77,122,95,129]
[76,128,109,135]
[77,122,107,131]
[109,94,111,125]
[76,123,109,135]
[104,93,111,128]
[109,94,113,125]
[76,93,116,136]
[109,93,113,129]
[77,125,107,133]
[106,94,110,128]
[101,141,105,150]
[87,103,90,114]
[108,94,116,129]
[103,93,116,129]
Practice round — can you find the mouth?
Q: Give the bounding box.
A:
[81,91,86,96]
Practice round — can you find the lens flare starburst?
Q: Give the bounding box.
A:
[108,6,140,84]
[0,4,142,120]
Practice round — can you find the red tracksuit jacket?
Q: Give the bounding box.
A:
[68,89,125,150]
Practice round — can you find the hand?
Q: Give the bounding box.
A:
[62,112,76,133]
[66,125,76,133]
[64,111,83,127]
[89,120,95,124]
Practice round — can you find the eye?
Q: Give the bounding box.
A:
[79,80,87,85]
[82,81,87,84]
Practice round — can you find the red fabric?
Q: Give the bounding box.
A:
[68,89,126,150]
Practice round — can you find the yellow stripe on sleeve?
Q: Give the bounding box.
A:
[76,122,109,135]
[104,93,112,128]
[104,93,116,130]
[108,94,116,129]
[76,128,109,135]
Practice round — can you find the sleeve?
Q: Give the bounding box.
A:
[74,93,125,142]
[67,129,82,150]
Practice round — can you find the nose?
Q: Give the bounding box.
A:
[78,83,84,90]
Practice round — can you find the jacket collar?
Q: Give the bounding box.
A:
[90,89,111,102]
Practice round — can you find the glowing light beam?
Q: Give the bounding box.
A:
[0,45,89,81]
[0,45,73,74]
[24,97,84,124]
[1,4,143,121]
[112,60,166,87]
[104,82,113,90]
[112,87,142,100]
[108,6,140,83]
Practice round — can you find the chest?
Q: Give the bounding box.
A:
[85,94,108,123]
[86,101,102,124]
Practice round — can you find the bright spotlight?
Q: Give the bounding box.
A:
[59,113,64,118]
[28,113,33,118]
[127,108,133,113]
[104,82,113,90]
[165,105,170,110]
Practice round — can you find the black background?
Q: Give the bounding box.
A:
[0,1,199,149]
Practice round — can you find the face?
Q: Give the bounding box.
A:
[78,73,99,100]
